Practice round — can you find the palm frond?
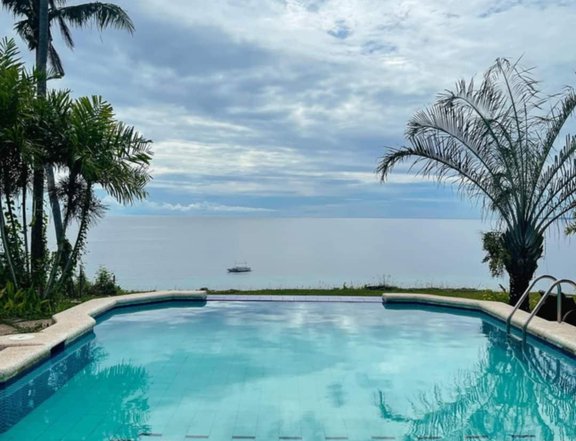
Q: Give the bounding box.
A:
[408,98,516,192]
[538,89,576,152]
[1,0,32,18]
[0,37,22,69]
[13,19,36,50]
[435,70,528,202]
[378,136,512,226]
[529,89,576,206]
[532,135,576,226]
[62,94,151,206]
[378,57,576,300]
[56,14,74,49]
[48,42,65,77]
[53,3,134,33]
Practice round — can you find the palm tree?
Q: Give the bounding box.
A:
[43,94,152,296]
[1,0,134,285]
[0,39,151,296]
[0,38,36,289]
[1,0,134,78]
[378,59,576,308]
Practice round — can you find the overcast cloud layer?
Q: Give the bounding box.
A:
[2,0,576,217]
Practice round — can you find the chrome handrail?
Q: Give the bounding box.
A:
[563,308,576,323]
[521,279,576,340]
[506,275,556,334]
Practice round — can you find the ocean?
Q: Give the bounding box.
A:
[81,217,575,291]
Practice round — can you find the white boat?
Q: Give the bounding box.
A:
[227,263,252,273]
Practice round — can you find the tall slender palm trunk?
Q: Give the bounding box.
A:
[46,166,64,245]
[0,194,18,288]
[35,0,48,96]
[30,0,49,289]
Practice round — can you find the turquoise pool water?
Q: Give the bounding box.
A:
[1,300,576,441]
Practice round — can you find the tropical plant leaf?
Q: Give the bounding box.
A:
[378,58,576,303]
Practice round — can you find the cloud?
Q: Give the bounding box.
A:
[2,0,575,217]
[101,196,274,214]
[143,201,275,213]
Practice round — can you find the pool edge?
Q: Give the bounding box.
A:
[0,291,206,383]
[2,291,575,383]
[382,293,576,356]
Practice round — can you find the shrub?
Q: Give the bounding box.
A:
[89,267,121,297]
[0,282,52,319]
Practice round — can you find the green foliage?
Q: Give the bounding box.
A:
[88,267,121,297]
[482,231,508,277]
[0,281,51,319]
[0,39,152,304]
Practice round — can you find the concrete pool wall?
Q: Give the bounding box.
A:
[1,291,575,384]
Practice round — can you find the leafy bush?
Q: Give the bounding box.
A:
[89,267,122,297]
[0,282,52,319]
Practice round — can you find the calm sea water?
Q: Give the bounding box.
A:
[80,217,576,291]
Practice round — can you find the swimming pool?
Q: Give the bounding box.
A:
[1,300,575,441]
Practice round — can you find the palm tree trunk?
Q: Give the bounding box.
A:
[4,192,24,276]
[30,168,45,287]
[64,188,92,278]
[508,261,538,311]
[5,191,17,234]
[46,165,64,245]
[0,193,19,288]
[509,272,531,311]
[36,0,65,283]
[503,225,543,312]
[47,184,91,297]
[30,0,49,289]
[36,0,49,98]
[22,183,30,275]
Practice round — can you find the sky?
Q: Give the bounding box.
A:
[2,0,576,218]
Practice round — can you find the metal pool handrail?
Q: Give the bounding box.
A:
[506,274,557,334]
[521,279,576,340]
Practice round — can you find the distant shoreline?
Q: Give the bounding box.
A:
[204,286,509,302]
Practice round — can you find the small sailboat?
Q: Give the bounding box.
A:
[227,262,252,273]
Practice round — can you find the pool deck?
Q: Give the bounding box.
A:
[0,291,575,384]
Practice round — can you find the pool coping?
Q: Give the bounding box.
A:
[1,291,575,383]
[382,293,576,356]
[206,294,383,302]
[0,291,206,383]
